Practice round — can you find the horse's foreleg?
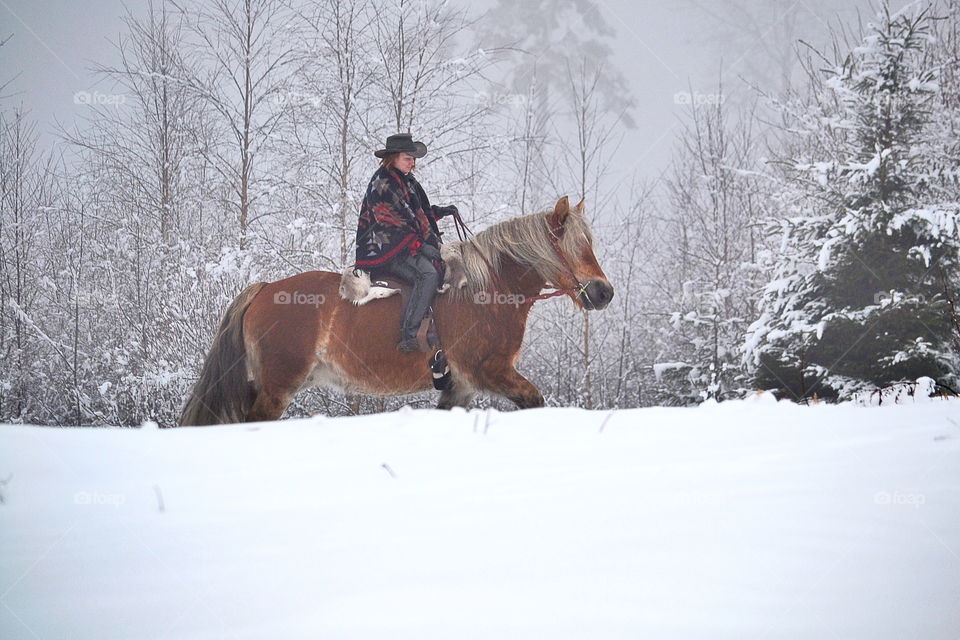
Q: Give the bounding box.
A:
[482,368,544,409]
[437,382,476,410]
[247,387,292,422]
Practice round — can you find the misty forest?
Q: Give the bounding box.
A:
[1,0,959,426]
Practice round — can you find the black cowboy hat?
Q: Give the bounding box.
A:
[374,132,427,159]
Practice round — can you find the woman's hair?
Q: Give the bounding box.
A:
[380,153,398,168]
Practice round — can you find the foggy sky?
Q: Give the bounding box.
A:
[1,0,896,183]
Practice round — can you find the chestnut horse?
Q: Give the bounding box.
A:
[180,196,614,425]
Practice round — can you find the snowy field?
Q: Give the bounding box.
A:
[1,397,959,639]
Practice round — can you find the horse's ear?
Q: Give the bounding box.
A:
[549,196,571,232]
[574,198,585,214]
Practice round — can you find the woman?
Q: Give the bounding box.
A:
[354,133,458,351]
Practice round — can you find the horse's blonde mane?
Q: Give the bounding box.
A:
[444,206,593,298]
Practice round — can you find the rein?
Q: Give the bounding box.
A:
[451,209,585,306]
[450,207,472,242]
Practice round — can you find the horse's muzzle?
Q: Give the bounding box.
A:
[580,278,614,310]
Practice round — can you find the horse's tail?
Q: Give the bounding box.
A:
[179,282,267,426]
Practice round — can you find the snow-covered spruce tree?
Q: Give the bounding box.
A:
[745,4,960,401]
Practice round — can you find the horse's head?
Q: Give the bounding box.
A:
[545,196,615,310]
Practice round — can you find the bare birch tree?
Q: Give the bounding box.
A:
[0,109,49,420]
[176,0,294,249]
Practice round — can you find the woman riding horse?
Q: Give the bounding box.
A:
[179,195,615,425]
[354,133,457,351]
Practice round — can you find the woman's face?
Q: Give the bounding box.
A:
[394,152,416,174]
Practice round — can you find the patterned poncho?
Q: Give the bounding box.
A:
[354,165,447,268]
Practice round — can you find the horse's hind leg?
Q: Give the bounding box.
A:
[480,368,544,409]
[244,344,313,422]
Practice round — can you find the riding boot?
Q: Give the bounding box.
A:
[397,308,427,352]
[397,336,420,352]
[380,253,440,351]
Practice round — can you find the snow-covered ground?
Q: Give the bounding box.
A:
[1,397,959,639]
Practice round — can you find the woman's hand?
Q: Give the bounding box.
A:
[432,204,458,219]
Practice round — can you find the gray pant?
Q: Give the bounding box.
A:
[374,251,440,340]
